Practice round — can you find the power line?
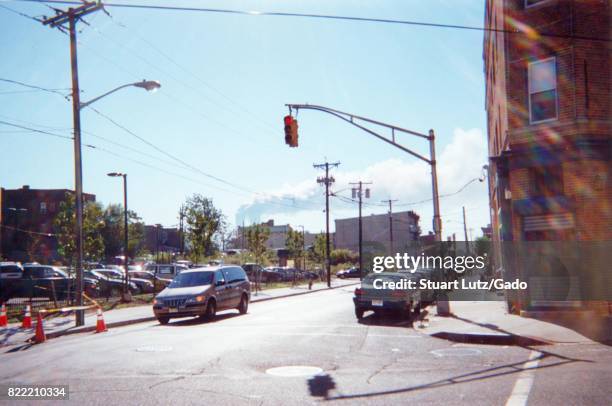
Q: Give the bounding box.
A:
[0,76,311,208]
[0,223,57,237]
[0,78,70,98]
[12,0,611,42]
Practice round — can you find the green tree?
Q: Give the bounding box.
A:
[246,224,270,266]
[184,194,224,263]
[309,233,328,267]
[53,193,105,265]
[285,229,305,269]
[330,248,358,266]
[100,204,146,261]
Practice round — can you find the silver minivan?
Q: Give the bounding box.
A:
[153,266,250,324]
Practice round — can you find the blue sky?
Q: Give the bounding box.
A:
[0,0,490,239]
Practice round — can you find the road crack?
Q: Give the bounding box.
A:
[366,359,397,384]
[148,376,185,389]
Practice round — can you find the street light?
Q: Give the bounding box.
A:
[107,172,130,301]
[80,80,161,109]
[71,80,160,326]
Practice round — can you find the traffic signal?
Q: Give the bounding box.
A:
[283,115,298,147]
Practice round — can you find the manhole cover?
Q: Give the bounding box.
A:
[135,345,173,352]
[431,348,482,357]
[265,366,323,377]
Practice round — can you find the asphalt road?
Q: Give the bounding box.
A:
[1,287,610,405]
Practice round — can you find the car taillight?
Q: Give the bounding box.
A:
[354,287,362,296]
[392,290,404,298]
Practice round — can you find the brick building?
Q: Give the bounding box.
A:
[0,185,96,262]
[484,0,611,310]
[334,211,420,255]
[144,225,181,256]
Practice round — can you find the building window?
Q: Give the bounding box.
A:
[528,57,558,123]
[40,202,47,214]
[531,165,563,197]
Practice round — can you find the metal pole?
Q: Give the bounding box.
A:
[389,202,394,255]
[123,174,129,296]
[69,13,85,327]
[358,182,363,281]
[325,164,331,288]
[429,129,442,242]
[302,226,306,271]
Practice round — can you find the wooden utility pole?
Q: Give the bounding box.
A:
[42,1,104,327]
[381,199,397,255]
[314,161,340,288]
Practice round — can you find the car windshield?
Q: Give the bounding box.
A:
[169,271,213,288]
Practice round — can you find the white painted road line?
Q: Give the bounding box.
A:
[505,350,542,406]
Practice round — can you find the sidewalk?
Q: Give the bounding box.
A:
[420,301,611,346]
[1,279,358,348]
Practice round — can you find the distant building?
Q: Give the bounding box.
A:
[481,224,493,239]
[144,225,180,256]
[0,185,96,262]
[236,219,291,250]
[334,211,420,254]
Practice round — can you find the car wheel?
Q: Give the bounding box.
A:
[157,317,169,325]
[413,303,421,316]
[238,294,249,314]
[204,299,216,321]
[355,307,364,320]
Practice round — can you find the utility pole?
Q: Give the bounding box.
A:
[42,1,104,327]
[350,181,372,280]
[314,161,340,288]
[178,205,185,257]
[463,206,470,254]
[381,199,397,255]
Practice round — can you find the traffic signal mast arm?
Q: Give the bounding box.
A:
[285,104,431,164]
[284,103,442,241]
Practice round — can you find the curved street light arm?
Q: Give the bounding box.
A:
[80,83,135,109]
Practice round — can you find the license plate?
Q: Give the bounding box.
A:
[168,308,178,313]
[372,299,383,307]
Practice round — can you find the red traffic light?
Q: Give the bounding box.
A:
[283,115,298,147]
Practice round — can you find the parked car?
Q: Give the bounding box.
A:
[353,271,422,320]
[0,262,23,279]
[52,268,101,298]
[259,267,283,283]
[337,267,361,279]
[0,265,99,301]
[153,265,250,324]
[129,270,172,289]
[85,269,138,297]
[95,268,154,294]
[145,264,188,278]
[241,263,262,280]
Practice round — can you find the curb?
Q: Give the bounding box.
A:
[31,281,360,342]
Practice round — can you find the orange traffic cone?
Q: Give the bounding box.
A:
[34,313,46,343]
[0,304,7,327]
[21,304,32,329]
[95,308,107,333]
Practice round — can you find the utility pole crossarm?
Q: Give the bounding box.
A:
[42,1,104,28]
[286,104,432,164]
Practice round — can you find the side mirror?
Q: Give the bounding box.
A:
[215,280,225,287]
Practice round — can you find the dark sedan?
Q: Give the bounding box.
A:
[337,267,361,279]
